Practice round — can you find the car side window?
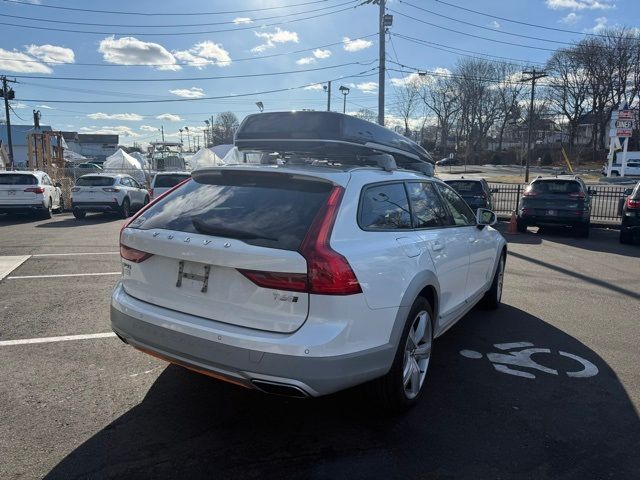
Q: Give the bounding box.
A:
[406,182,450,228]
[42,175,51,186]
[120,177,131,187]
[435,183,476,226]
[359,182,412,230]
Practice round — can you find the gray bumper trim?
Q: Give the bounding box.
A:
[111,305,396,397]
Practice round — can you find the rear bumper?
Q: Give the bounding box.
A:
[71,201,120,212]
[110,283,396,397]
[621,214,640,231]
[518,213,588,227]
[0,202,46,214]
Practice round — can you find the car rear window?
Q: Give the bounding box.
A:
[531,180,582,193]
[76,176,115,187]
[153,174,190,188]
[445,181,482,193]
[129,171,333,251]
[0,174,37,185]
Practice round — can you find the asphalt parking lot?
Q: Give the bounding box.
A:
[1,213,639,480]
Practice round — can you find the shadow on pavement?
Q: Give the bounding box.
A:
[35,214,123,229]
[44,305,639,479]
[537,226,640,256]
[0,213,44,226]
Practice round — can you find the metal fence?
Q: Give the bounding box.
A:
[489,183,629,223]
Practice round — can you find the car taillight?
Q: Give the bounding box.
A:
[238,270,308,293]
[103,187,121,192]
[523,189,537,197]
[300,186,362,295]
[569,191,586,198]
[24,187,45,194]
[120,244,153,263]
[627,198,640,209]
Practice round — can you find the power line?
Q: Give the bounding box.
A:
[0,0,332,16]
[0,4,357,36]
[9,60,377,82]
[0,0,352,29]
[390,9,557,52]
[433,0,616,40]
[392,32,546,67]
[400,1,575,46]
[15,68,378,104]
[0,33,377,68]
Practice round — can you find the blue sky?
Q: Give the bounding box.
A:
[1,0,638,145]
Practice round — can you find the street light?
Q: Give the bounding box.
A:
[179,128,183,144]
[256,101,264,112]
[204,119,210,147]
[184,126,191,152]
[339,85,350,114]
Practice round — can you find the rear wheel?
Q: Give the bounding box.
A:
[576,222,590,238]
[56,196,64,213]
[120,198,131,219]
[620,229,632,244]
[41,198,53,219]
[371,297,433,411]
[73,208,86,220]
[516,218,527,233]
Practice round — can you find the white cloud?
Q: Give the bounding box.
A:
[0,48,51,73]
[156,113,183,121]
[559,12,581,24]
[233,17,252,25]
[139,125,158,132]
[303,84,325,91]
[10,102,29,109]
[98,36,180,71]
[173,41,231,68]
[36,104,52,109]
[25,44,75,64]
[356,81,378,94]
[87,112,143,121]
[313,48,331,59]
[251,28,299,53]
[169,87,205,98]
[296,57,315,65]
[489,20,501,29]
[343,37,373,52]
[585,16,608,32]
[79,126,139,137]
[545,0,614,10]
[390,68,451,87]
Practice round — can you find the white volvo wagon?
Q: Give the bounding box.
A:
[111,112,506,409]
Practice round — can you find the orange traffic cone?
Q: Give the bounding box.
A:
[506,211,518,234]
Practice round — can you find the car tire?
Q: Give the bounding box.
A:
[42,198,53,219]
[73,208,86,220]
[370,296,434,411]
[576,222,590,238]
[620,230,632,244]
[482,254,505,309]
[120,198,131,219]
[516,218,527,233]
[611,171,620,177]
[143,195,149,207]
[56,197,64,214]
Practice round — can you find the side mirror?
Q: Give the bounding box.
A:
[55,182,62,188]
[476,208,497,228]
[624,188,633,196]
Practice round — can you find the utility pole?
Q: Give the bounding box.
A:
[160,125,165,142]
[378,0,386,126]
[521,68,547,183]
[1,76,16,169]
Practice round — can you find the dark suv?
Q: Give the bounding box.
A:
[444,178,495,212]
[517,176,593,237]
[620,181,640,244]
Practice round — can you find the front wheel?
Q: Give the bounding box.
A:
[371,297,434,411]
[482,255,505,309]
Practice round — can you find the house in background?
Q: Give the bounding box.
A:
[76,134,118,162]
[0,124,52,168]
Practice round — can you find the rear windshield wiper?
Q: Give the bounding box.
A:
[191,219,277,241]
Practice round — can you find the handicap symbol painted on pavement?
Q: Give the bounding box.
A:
[460,341,599,379]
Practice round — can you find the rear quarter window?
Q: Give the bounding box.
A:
[0,174,37,185]
[359,182,411,230]
[129,172,333,252]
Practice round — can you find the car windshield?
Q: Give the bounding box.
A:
[129,171,333,251]
[153,174,190,188]
[531,180,581,194]
[0,174,38,185]
[446,181,482,193]
[76,176,115,187]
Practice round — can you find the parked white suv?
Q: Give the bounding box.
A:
[112,165,506,408]
[0,170,63,218]
[149,171,190,200]
[71,173,149,219]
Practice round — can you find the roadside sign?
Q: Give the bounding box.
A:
[619,110,634,120]
[615,120,633,129]
[616,128,633,137]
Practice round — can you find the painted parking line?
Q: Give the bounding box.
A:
[0,255,31,281]
[7,272,120,280]
[32,252,120,257]
[0,332,117,347]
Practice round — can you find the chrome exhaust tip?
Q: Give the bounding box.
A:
[251,380,309,398]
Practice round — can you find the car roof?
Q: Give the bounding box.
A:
[0,170,43,177]
[77,172,121,179]
[153,171,191,175]
[445,178,484,183]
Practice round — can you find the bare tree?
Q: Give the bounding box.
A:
[493,63,526,151]
[419,75,460,154]
[352,108,377,122]
[212,111,239,145]
[392,78,421,136]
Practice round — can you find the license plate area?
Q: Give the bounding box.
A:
[176,260,211,293]
[8,190,16,196]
